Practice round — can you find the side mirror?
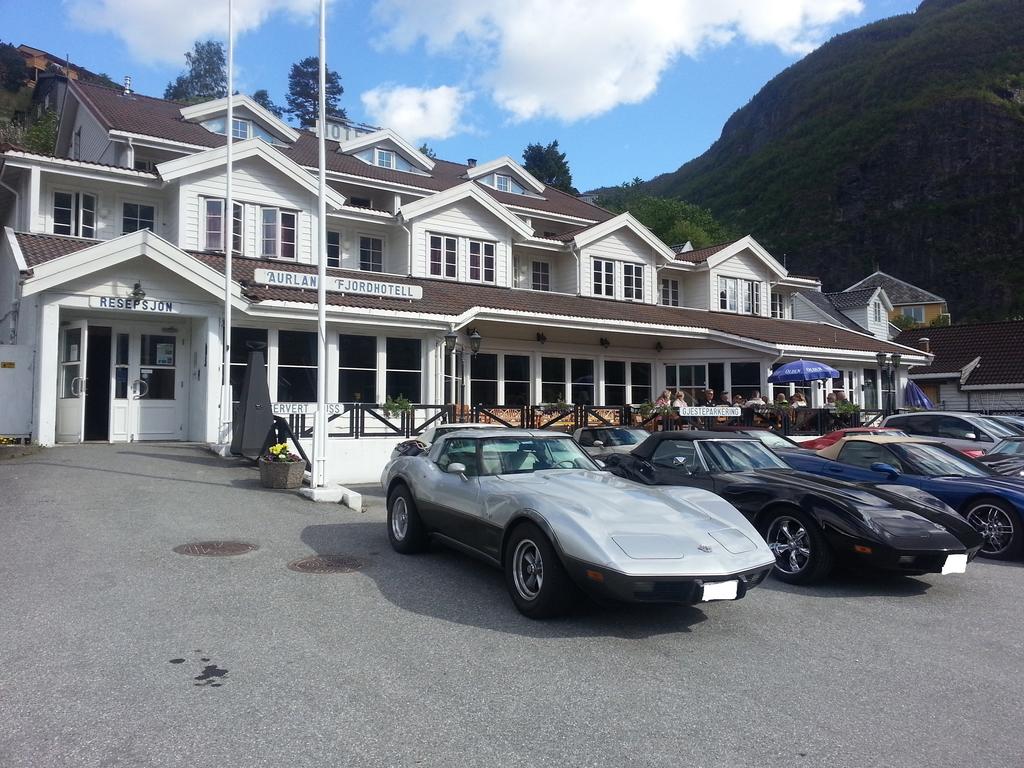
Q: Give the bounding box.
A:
[595,459,606,469]
[592,440,604,448]
[447,462,467,477]
[870,461,901,479]
[963,432,977,441]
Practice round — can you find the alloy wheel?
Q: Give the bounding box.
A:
[512,538,544,600]
[966,504,1015,555]
[767,516,812,574]
[391,496,409,541]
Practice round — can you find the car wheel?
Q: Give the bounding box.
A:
[503,521,574,619]
[763,509,834,584]
[387,485,428,554]
[964,498,1022,559]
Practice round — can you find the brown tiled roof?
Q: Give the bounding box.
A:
[14,232,99,267]
[898,323,1024,385]
[12,232,917,354]
[69,81,613,224]
[825,287,876,310]
[845,271,945,305]
[672,240,736,264]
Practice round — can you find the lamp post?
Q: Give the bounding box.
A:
[443,328,483,420]
[875,352,902,415]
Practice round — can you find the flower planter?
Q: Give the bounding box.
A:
[258,456,307,489]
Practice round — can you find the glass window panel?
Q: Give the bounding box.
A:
[139,368,175,399]
[115,333,129,365]
[605,384,626,406]
[359,236,383,272]
[327,231,341,268]
[504,381,530,407]
[472,380,498,405]
[339,369,376,402]
[571,359,594,404]
[339,334,377,369]
[386,338,421,371]
[80,194,96,238]
[63,328,81,362]
[206,199,224,250]
[261,208,277,256]
[231,327,268,364]
[505,354,530,382]
[277,367,316,402]
[140,335,175,367]
[472,353,498,380]
[53,192,73,234]
[280,212,296,259]
[541,357,565,384]
[61,363,80,398]
[605,360,625,385]
[386,371,421,401]
[115,367,129,399]
[278,331,317,366]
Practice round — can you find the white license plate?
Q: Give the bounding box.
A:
[941,554,968,575]
[702,580,739,601]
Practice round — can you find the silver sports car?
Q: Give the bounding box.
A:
[380,429,776,619]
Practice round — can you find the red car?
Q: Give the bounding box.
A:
[799,427,907,450]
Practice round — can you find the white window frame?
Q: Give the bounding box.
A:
[771,291,785,319]
[120,200,157,235]
[902,305,924,323]
[718,276,738,312]
[327,230,342,268]
[231,118,251,140]
[468,240,496,283]
[358,234,384,273]
[375,148,397,169]
[593,258,614,297]
[260,207,298,259]
[428,233,458,279]
[531,260,550,291]
[52,189,96,238]
[623,263,644,301]
[204,197,224,251]
[495,173,512,193]
[743,280,762,315]
[661,278,680,306]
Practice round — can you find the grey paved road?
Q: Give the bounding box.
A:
[1,444,1021,768]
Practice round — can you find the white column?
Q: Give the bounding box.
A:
[28,167,41,233]
[35,298,59,445]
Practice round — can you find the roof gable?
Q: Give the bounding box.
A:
[570,212,675,260]
[398,182,534,238]
[898,321,1024,386]
[179,96,300,144]
[845,270,945,305]
[465,156,545,194]
[336,129,435,173]
[826,286,892,312]
[705,235,788,278]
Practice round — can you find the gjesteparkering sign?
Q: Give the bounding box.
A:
[678,407,742,417]
[253,269,423,300]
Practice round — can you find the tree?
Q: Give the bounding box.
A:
[418,142,437,160]
[252,89,284,118]
[522,140,576,194]
[0,42,28,92]
[285,57,344,127]
[164,40,227,102]
[23,110,58,155]
[890,313,920,331]
[597,181,734,248]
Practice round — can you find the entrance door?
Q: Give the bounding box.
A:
[56,320,89,442]
[108,324,188,442]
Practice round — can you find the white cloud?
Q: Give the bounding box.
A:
[370,0,864,122]
[69,0,322,65]
[361,85,471,142]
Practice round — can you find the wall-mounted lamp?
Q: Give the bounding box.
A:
[444,329,483,357]
[130,281,146,300]
[599,337,610,349]
[468,328,482,355]
[443,330,458,355]
[536,332,547,344]
[654,341,664,353]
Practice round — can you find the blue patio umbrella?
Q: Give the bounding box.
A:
[904,380,935,410]
[768,359,840,384]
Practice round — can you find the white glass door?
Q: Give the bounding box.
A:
[135,330,186,440]
[56,320,89,442]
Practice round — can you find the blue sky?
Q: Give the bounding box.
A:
[4,0,920,191]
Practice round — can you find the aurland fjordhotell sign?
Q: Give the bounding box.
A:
[253,269,423,300]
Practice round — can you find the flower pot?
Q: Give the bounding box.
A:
[258,456,307,489]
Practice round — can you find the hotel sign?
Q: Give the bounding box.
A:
[253,269,423,300]
[678,407,742,417]
[89,296,179,313]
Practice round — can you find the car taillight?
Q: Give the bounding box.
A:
[961,449,985,458]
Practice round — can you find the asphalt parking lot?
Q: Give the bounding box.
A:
[1,444,1022,768]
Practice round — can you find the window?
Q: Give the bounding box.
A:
[139,335,176,399]
[743,280,762,315]
[661,278,679,306]
[541,357,566,403]
[114,333,129,399]
[504,355,531,405]
[838,442,902,471]
[902,305,925,323]
[134,159,157,173]
[436,437,479,475]
[729,362,762,400]
[359,235,384,272]
[327,231,341,268]
[386,338,421,401]
[349,196,372,209]
[261,208,297,259]
[231,118,250,140]
[571,359,595,404]
[470,353,498,404]
[277,330,317,402]
[495,174,512,193]
[53,191,96,237]
[630,362,652,404]
[232,202,243,256]
[122,202,155,234]
[623,264,644,301]
[593,259,613,297]
[429,234,457,278]
[230,327,268,403]
[204,198,224,250]
[718,276,737,312]
[338,334,377,402]
[375,148,396,169]
[468,240,495,283]
[875,302,884,323]
[771,291,786,319]
[604,360,626,406]
[665,364,707,403]
[531,261,550,291]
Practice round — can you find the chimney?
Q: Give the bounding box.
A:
[917,337,931,354]
[123,75,132,95]
[467,158,477,168]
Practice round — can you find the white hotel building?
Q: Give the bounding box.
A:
[0,78,927,478]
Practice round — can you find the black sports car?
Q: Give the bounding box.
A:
[976,437,1024,478]
[599,431,983,584]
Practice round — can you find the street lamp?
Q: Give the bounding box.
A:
[876,352,902,415]
[443,328,484,415]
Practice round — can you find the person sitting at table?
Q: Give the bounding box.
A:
[718,391,732,406]
[672,390,689,408]
[732,394,746,407]
[774,392,789,406]
[655,388,672,406]
[791,393,808,408]
[826,392,837,407]
[746,391,766,407]
[834,391,848,404]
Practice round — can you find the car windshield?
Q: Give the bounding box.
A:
[697,440,791,472]
[991,439,1024,456]
[749,431,795,450]
[870,430,906,437]
[976,417,1020,438]
[897,443,993,477]
[590,428,648,446]
[479,436,598,475]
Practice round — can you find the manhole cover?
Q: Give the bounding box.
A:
[173,541,258,557]
[287,555,366,574]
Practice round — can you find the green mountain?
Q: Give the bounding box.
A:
[639,0,1024,321]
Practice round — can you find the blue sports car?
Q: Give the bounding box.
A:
[783,435,1024,559]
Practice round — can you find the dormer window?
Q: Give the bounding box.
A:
[495,174,512,193]
[232,118,250,140]
[375,149,396,169]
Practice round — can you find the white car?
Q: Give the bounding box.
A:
[380,429,776,618]
[572,426,651,456]
[389,422,496,460]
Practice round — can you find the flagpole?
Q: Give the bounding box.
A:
[313,0,329,487]
[220,0,235,448]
